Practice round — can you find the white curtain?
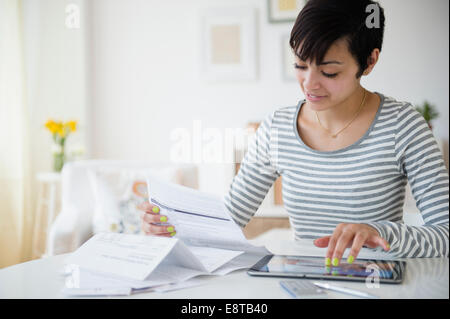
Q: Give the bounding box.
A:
[0,0,33,268]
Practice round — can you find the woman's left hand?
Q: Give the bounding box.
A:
[313,223,390,266]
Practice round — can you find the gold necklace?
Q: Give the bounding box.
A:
[315,90,367,138]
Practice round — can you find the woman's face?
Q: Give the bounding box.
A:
[294,38,363,111]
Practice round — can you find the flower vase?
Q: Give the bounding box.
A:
[52,143,65,172]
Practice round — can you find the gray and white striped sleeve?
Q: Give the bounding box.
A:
[367,103,449,257]
[224,112,280,228]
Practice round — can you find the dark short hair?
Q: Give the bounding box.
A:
[290,0,385,78]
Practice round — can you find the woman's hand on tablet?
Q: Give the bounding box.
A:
[138,201,176,237]
[313,223,390,266]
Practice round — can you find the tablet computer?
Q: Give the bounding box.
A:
[247,255,406,284]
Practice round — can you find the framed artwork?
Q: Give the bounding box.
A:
[201,7,257,82]
[268,0,306,23]
[282,34,297,81]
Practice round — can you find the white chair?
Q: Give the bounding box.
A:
[46,159,198,256]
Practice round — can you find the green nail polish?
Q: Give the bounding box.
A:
[325,257,331,266]
[170,232,176,237]
[160,216,167,222]
[386,244,390,250]
[167,226,174,233]
[332,258,339,267]
[152,206,160,213]
[347,255,354,264]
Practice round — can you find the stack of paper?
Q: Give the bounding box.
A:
[62,176,270,296]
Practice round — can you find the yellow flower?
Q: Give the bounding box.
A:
[55,122,65,137]
[45,119,54,129]
[45,119,78,138]
[64,120,77,132]
[45,119,57,134]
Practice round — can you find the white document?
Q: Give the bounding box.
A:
[187,246,244,273]
[65,232,179,281]
[147,175,270,256]
[212,253,266,276]
[63,177,272,294]
[64,232,254,284]
[64,264,173,290]
[64,261,207,291]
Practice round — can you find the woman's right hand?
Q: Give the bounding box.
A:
[138,201,176,237]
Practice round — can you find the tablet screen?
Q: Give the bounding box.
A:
[250,255,405,283]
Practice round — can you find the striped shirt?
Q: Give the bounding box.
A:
[224,92,449,258]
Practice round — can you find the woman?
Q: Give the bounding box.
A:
[140,0,449,266]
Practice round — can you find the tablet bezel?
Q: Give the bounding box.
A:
[247,254,406,284]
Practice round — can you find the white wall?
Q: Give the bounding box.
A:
[22,0,88,221]
[88,0,449,197]
[368,0,449,143]
[23,0,88,167]
[88,0,298,196]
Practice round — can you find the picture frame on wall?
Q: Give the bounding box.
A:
[282,33,296,81]
[268,0,306,23]
[200,7,257,82]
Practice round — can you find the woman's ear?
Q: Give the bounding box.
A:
[363,48,380,75]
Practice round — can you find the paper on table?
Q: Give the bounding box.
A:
[187,246,244,273]
[147,175,270,255]
[66,250,257,292]
[64,264,172,290]
[152,253,268,293]
[63,177,273,294]
[212,253,266,276]
[64,232,249,287]
[146,262,206,285]
[65,232,180,281]
[65,260,207,291]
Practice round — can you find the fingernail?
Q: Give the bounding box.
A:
[159,216,167,222]
[170,231,176,237]
[386,244,390,250]
[347,255,354,264]
[152,206,160,213]
[325,257,331,266]
[332,258,339,267]
[167,226,174,233]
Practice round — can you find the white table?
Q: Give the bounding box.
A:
[0,229,448,299]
